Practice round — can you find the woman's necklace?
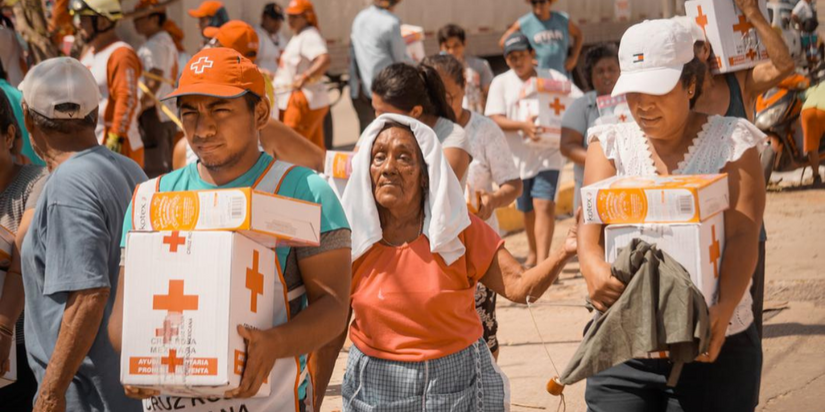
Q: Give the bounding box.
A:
[380,212,424,247]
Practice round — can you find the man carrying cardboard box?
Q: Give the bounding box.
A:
[18,57,147,412]
[108,47,352,412]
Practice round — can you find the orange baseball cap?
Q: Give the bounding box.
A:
[163,48,265,101]
[203,20,259,63]
[285,0,314,15]
[188,1,223,18]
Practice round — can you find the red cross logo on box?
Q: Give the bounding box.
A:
[732,15,753,36]
[549,97,566,116]
[163,231,186,253]
[153,280,199,315]
[161,349,184,374]
[709,225,721,279]
[246,250,264,313]
[695,5,709,37]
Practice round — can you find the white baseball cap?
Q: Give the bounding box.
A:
[671,15,706,44]
[611,19,695,97]
[18,57,101,120]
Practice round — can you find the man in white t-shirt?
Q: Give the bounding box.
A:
[133,0,179,177]
[256,3,287,78]
[486,33,581,267]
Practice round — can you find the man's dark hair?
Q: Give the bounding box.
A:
[421,54,465,90]
[26,103,97,134]
[262,3,284,21]
[243,92,262,113]
[583,43,619,90]
[437,24,465,45]
[372,63,456,122]
[149,12,167,27]
[680,57,706,109]
[0,89,19,142]
[0,59,7,82]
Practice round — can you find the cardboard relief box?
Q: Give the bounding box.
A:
[581,174,730,225]
[595,94,633,126]
[131,187,321,249]
[401,25,426,62]
[686,0,770,73]
[324,150,355,199]
[605,212,725,307]
[518,78,578,149]
[121,231,302,397]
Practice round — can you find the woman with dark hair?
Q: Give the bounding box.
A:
[580,20,764,412]
[0,88,47,411]
[560,43,619,210]
[425,53,523,361]
[371,62,472,184]
[329,114,576,411]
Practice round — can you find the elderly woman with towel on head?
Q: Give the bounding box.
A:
[311,114,577,411]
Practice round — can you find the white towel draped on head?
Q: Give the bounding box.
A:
[342,114,471,265]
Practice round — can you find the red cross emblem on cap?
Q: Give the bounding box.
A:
[190,56,214,74]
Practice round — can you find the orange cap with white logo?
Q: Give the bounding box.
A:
[203,20,259,63]
[187,0,223,18]
[163,48,265,101]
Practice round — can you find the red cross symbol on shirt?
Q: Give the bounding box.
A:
[246,250,264,313]
[190,56,214,74]
[549,97,566,116]
[695,5,709,37]
[161,349,184,374]
[709,225,721,279]
[732,15,753,36]
[153,280,199,315]
[162,231,186,253]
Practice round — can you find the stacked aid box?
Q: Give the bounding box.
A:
[581,174,730,307]
[120,187,320,397]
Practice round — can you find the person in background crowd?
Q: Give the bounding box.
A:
[580,20,765,412]
[499,0,583,77]
[0,88,47,412]
[438,23,495,114]
[676,0,793,340]
[0,60,43,166]
[275,0,331,150]
[371,62,472,185]
[48,0,74,47]
[314,114,576,411]
[20,57,145,412]
[487,33,581,268]
[72,0,145,168]
[109,47,351,412]
[256,2,286,78]
[187,0,229,45]
[0,23,26,87]
[133,0,179,177]
[560,44,620,210]
[791,0,818,32]
[173,21,325,172]
[801,81,825,186]
[425,53,522,361]
[350,0,410,133]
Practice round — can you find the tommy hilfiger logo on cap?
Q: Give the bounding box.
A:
[633,53,645,63]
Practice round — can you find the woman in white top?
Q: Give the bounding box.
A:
[275,0,330,150]
[579,20,765,412]
[424,53,523,360]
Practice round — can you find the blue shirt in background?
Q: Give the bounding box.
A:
[560,90,599,210]
[21,145,146,412]
[0,79,45,166]
[350,5,410,98]
[518,11,571,76]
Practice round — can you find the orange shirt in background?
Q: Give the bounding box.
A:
[349,214,505,362]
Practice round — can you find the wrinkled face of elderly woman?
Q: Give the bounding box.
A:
[370,126,426,212]
[626,74,696,140]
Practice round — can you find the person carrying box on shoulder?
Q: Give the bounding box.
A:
[108,47,352,412]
